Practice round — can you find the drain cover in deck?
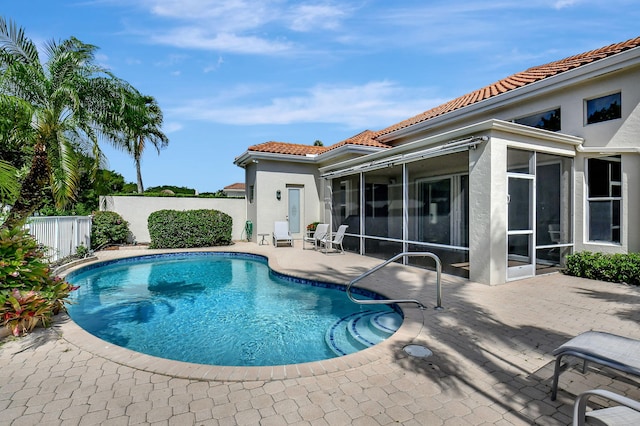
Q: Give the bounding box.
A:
[403,344,433,358]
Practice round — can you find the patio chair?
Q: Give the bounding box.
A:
[303,223,329,250]
[573,389,640,426]
[550,331,640,401]
[272,221,293,247]
[321,224,348,254]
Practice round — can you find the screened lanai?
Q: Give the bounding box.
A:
[323,132,575,282]
[326,148,472,278]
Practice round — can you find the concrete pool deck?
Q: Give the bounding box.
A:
[1,242,639,425]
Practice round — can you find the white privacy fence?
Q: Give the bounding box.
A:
[27,216,92,262]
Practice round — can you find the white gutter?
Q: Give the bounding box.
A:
[576,145,640,154]
[320,136,486,178]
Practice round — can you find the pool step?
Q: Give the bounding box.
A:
[325,310,402,356]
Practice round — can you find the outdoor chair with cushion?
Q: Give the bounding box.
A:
[303,223,328,250]
[550,331,640,401]
[272,221,293,247]
[321,224,348,254]
[573,389,640,426]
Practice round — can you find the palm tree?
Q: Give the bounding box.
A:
[0,18,130,228]
[120,91,168,193]
[0,160,19,205]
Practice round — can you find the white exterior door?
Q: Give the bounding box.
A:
[288,187,302,236]
[507,175,535,280]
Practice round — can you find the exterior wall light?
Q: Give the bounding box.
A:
[276,190,281,200]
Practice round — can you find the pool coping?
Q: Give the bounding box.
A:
[56,248,429,382]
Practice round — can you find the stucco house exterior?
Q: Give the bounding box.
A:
[234,36,640,285]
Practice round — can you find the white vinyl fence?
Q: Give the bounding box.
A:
[27,216,92,262]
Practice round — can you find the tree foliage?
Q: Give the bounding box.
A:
[0,18,140,228]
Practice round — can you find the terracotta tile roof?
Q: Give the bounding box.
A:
[377,36,640,137]
[248,132,390,157]
[323,130,390,153]
[224,182,245,190]
[248,141,328,156]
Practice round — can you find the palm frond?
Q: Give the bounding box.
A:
[49,136,81,208]
[0,160,20,203]
[0,17,40,66]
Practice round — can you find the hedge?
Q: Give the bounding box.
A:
[564,251,640,286]
[91,211,130,248]
[148,209,232,249]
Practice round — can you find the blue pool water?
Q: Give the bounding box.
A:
[66,252,398,366]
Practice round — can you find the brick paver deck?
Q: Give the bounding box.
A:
[1,242,639,425]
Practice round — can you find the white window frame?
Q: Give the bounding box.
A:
[584,91,622,125]
[585,156,622,244]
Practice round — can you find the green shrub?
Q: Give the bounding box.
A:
[148,209,232,249]
[0,226,78,336]
[91,211,129,248]
[564,251,640,285]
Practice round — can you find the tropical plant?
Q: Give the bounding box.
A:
[0,226,78,336]
[1,289,52,336]
[0,18,132,229]
[0,160,19,204]
[37,165,128,216]
[119,90,168,193]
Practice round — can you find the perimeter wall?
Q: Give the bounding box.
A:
[100,196,247,244]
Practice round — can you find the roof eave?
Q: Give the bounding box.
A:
[320,119,583,175]
[377,46,640,143]
[234,150,320,167]
[235,144,387,168]
[316,144,387,163]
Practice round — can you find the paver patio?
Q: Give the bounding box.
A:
[1,242,639,425]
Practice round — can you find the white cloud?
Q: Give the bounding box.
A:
[170,81,442,129]
[163,122,183,133]
[145,0,278,31]
[154,54,189,67]
[150,28,293,55]
[203,56,224,73]
[117,0,354,55]
[287,4,349,32]
[552,0,579,8]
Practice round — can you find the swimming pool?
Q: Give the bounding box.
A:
[66,252,401,366]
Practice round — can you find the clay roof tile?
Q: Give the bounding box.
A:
[377,36,640,137]
[248,141,328,156]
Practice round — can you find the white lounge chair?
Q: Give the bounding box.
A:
[272,221,293,247]
[321,224,348,254]
[551,331,640,401]
[303,223,328,250]
[573,389,640,426]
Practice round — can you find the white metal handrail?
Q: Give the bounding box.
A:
[346,252,443,310]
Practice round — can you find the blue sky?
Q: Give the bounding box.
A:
[3,1,639,193]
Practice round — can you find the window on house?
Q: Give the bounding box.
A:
[587,156,621,243]
[586,92,621,124]
[249,185,254,203]
[514,108,561,131]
